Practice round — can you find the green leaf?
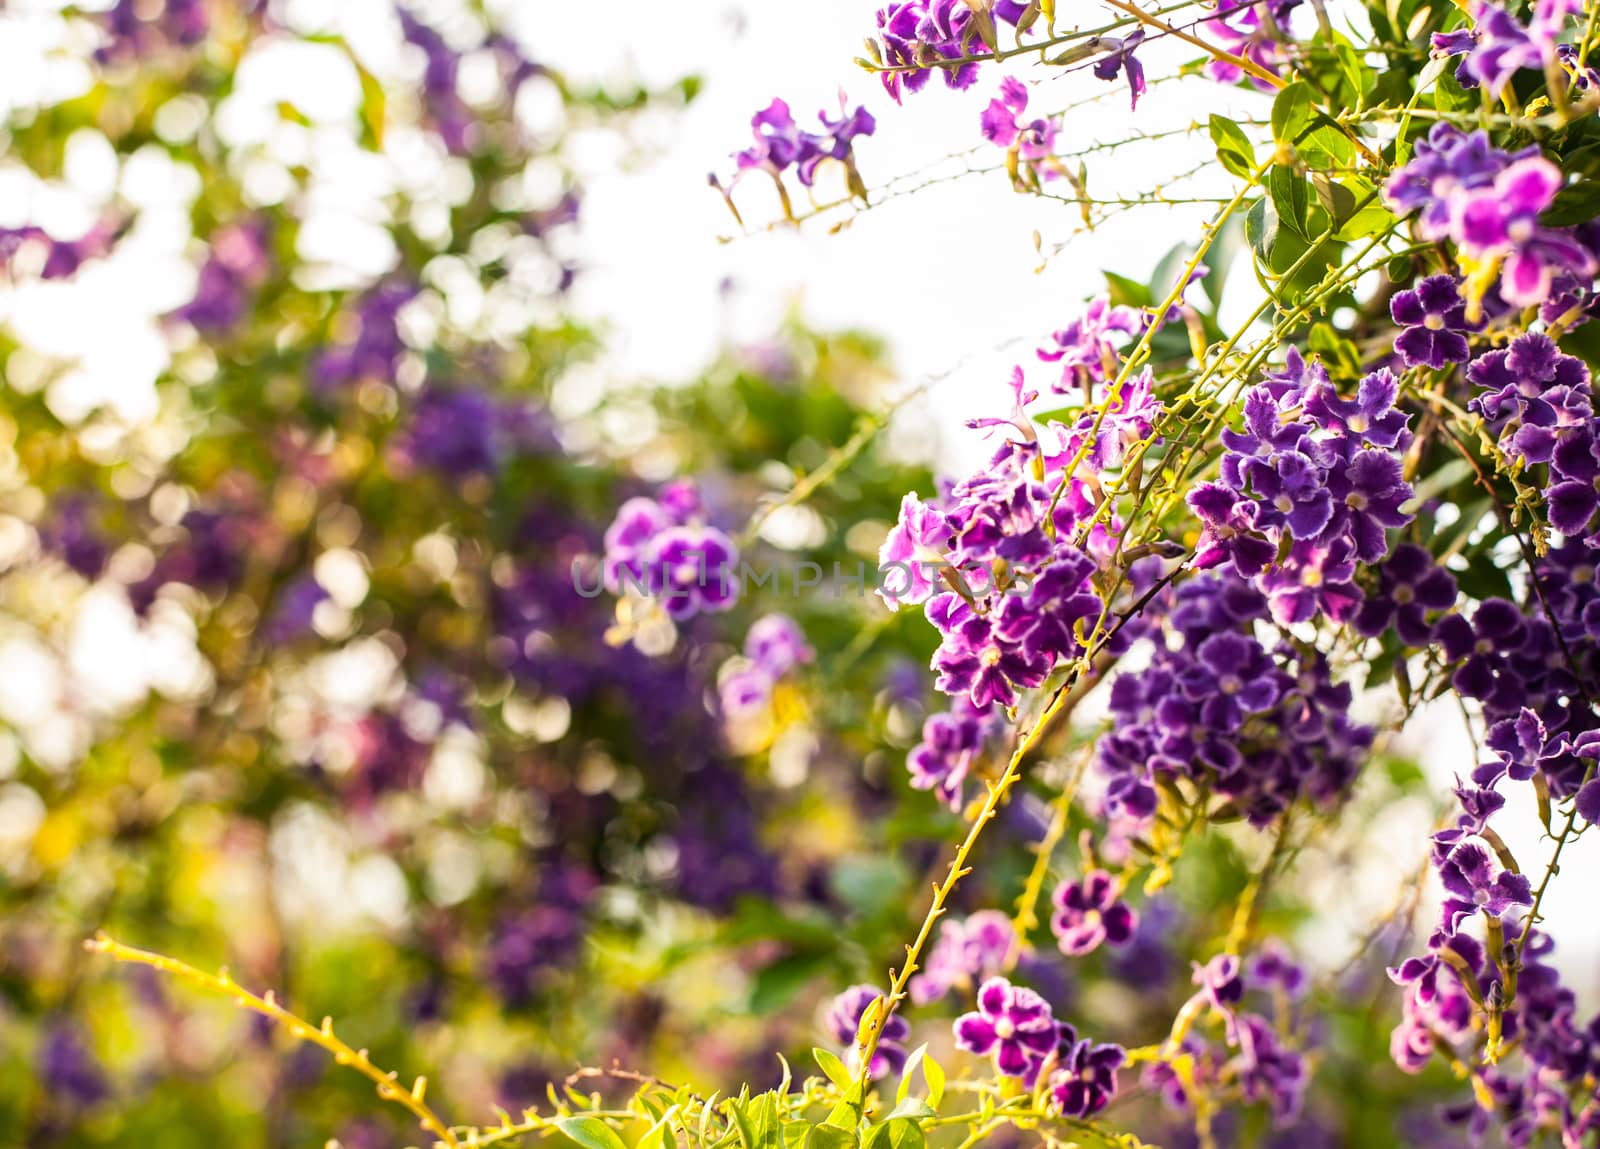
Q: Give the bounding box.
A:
[1245,195,1280,264]
[1209,114,1258,180]
[883,1098,936,1122]
[826,1081,866,1133]
[1298,114,1355,170]
[865,1120,926,1149]
[557,1117,630,1149]
[1543,180,1600,227]
[813,1048,852,1090]
[1271,81,1315,146]
[1269,165,1310,239]
[749,951,827,1014]
[1104,269,1154,309]
[921,1049,945,1109]
[807,1126,857,1149]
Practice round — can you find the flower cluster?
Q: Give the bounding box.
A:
[1096,571,1376,825]
[1189,348,1415,625]
[953,977,1126,1116]
[1388,728,1600,1144]
[602,482,740,622]
[1430,0,1580,96]
[1383,125,1595,309]
[1469,333,1599,538]
[722,97,875,192]
[871,0,1031,101]
[1144,951,1311,1127]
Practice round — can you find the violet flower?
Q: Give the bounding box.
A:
[1048,1024,1125,1118]
[1390,275,1479,369]
[1050,869,1138,955]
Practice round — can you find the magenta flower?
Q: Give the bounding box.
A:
[878,492,952,609]
[1050,869,1137,955]
[744,614,813,678]
[979,77,1058,172]
[1454,157,1596,307]
[954,977,1059,1083]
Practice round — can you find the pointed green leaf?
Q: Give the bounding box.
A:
[1270,81,1315,146]
[557,1117,630,1149]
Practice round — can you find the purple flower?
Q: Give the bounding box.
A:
[36,1021,108,1106]
[1391,276,1479,369]
[731,96,876,188]
[1305,368,1411,450]
[1325,449,1415,564]
[1250,941,1307,999]
[878,492,951,608]
[1179,632,1281,732]
[172,218,271,332]
[1047,1025,1125,1118]
[931,620,1051,709]
[744,613,813,678]
[1481,707,1568,784]
[1437,841,1533,930]
[1231,1014,1309,1125]
[265,575,329,643]
[873,0,1031,101]
[1037,300,1145,393]
[1459,0,1579,96]
[979,77,1058,173]
[719,666,773,717]
[1437,597,1528,709]
[1050,869,1137,955]
[1261,536,1362,627]
[907,697,996,809]
[1383,123,1530,240]
[1189,482,1277,578]
[1203,0,1293,90]
[1352,543,1458,646]
[1092,29,1147,109]
[828,985,910,1076]
[312,281,417,388]
[650,526,739,620]
[1455,157,1596,308]
[1194,953,1246,1013]
[954,977,1059,1084]
[911,911,1016,1004]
